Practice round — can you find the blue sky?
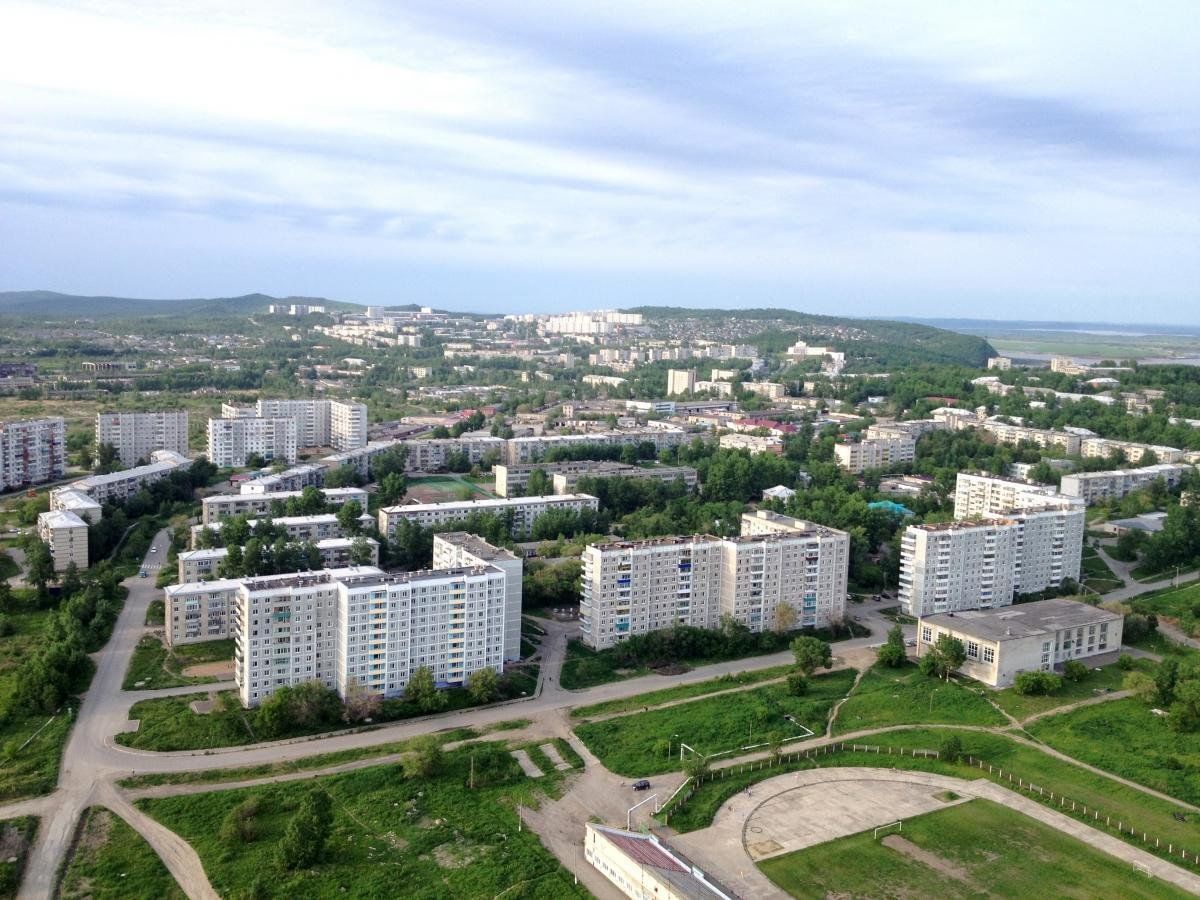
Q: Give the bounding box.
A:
[1,1,1197,322]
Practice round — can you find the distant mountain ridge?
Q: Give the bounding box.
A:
[0,290,363,318]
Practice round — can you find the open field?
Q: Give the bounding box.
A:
[1132,582,1200,620]
[59,807,185,900]
[138,747,586,900]
[664,728,1200,860]
[575,669,857,777]
[1030,697,1200,806]
[405,474,495,504]
[990,657,1149,720]
[758,798,1186,899]
[831,663,1006,735]
[571,665,794,719]
[121,636,231,690]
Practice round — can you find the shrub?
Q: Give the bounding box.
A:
[939,733,963,764]
[1062,660,1089,683]
[1117,654,1134,671]
[786,670,809,696]
[1013,671,1063,696]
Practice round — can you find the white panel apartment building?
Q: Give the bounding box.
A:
[201,487,368,524]
[239,464,327,494]
[898,521,1017,618]
[254,399,368,451]
[177,537,378,582]
[190,513,351,548]
[1080,437,1183,464]
[95,411,189,468]
[432,533,523,661]
[1060,463,1195,504]
[62,450,192,505]
[581,512,849,650]
[167,564,509,706]
[0,417,65,491]
[37,510,89,571]
[207,417,298,467]
[833,435,917,473]
[379,494,599,539]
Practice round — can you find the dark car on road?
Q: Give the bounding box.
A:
[633,779,651,791]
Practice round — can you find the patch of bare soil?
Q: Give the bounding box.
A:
[882,834,972,883]
[74,809,113,856]
[181,660,233,678]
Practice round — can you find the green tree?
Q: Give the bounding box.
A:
[378,471,408,505]
[1013,671,1062,696]
[1123,670,1157,703]
[403,734,442,778]
[525,468,553,497]
[336,500,363,536]
[95,442,120,474]
[920,634,966,681]
[876,625,907,668]
[939,733,963,763]
[405,666,445,712]
[276,789,333,870]
[790,636,832,676]
[786,669,809,696]
[348,536,375,566]
[323,465,363,488]
[1168,679,1200,733]
[1062,660,1089,683]
[24,539,55,605]
[466,666,498,704]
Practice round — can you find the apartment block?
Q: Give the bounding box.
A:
[493,460,697,497]
[718,433,783,455]
[201,487,368,524]
[865,419,945,441]
[0,417,66,491]
[981,421,1081,454]
[432,532,522,661]
[1060,463,1195,504]
[898,521,1018,617]
[321,440,404,478]
[239,464,327,494]
[580,515,849,650]
[37,510,89,572]
[1080,437,1183,464]
[405,436,506,472]
[329,400,368,451]
[207,417,298,467]
[667,368,697,396]
[190,513,351,548]
[953,473,1065,519]
[917,598,1123,687]
[49,488,102,524]
[504,428,687,465]
[177,537,378,582]
[743,381,786,400]
[63,450,192,505]
[95,410,188,468]
[379,494,598,538]
[833,435,917,473]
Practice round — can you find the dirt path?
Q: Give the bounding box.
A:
[1013,689,1134,727]
[882,833,972,882]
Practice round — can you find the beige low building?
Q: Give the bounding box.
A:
[37,510,90,572]
[584,823,734,900]
[177,537,379,582]
[916,597,1123,688]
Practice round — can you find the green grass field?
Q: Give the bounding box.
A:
[121,636,230,690]
[990,658,1150,721]
[0,816,37,898]
[831,663,1006,735]
[1081,545,1124,594]
[575,669,857,777]
[144,599,165,627]
[758,799,1186,899]
[138,747,586,900]
[1029,697,1200,806]
[59,807,185,900]
[571,665,795,719]
[1132,581,1200,619]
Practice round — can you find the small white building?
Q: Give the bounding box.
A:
[37,510,89,572]
[917,598,1123,688]
[584,823,734,900]
[761,484,796,502]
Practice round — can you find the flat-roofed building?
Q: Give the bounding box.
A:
[1080,437,1183,464]
[177,537,378,582]
[898,520,1017,618]
[95,410,188,468]
[64,450,192,505]
[833,435,916,473]
[207,416,298,467]
[1060,464,1194,504]
[718,433,783,455]
[201,487,368,524]
[433,532,522,661]
[190,513,351,548]
[239,464,327,494]
[379,493,598,539]
[320,440,403,479]
[0,417,65,491]
[494,460,697,497]
[49,488,102,524]
[37,509,89,571]
[917,598,1123,687]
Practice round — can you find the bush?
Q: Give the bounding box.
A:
[786,670,809,696]
[1062,660,1089,683]
[1013,671,1063,696]
[1117,654,1134,671]
[939,733,963,764]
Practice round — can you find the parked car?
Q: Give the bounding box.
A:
[632,779,651,791]
[139,570,148,578]
[150,546,158,553]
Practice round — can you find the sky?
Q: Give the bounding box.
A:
[1,1,1197,322]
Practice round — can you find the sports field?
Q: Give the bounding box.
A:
[758,798,1186,899]
[405,474,495,503]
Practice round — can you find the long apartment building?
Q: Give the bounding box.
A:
[834,434,916,473]
[1080,437,1183,464]
[201,487,368,524]
[95,410,188,468]
[580,512,849,650]
[981,421,1081,454]
[898,521,1018,618]
[0,417,65,491]
[321,440,404,478]
[1060,463,1195,504]
[405,436,506,472]
[225,399,368,451]
[433,532,522,661]
[37,510,89,572]
[177,536,379,582]
[239,463,327,494]
[504,427,687,465]
[207,416,298,467]
[190,513,354,548]
[378,493,599,538]
[167,562,510,707]
[61,450,192,505]
[493,460,697,497]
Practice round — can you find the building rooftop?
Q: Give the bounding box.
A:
[921,598,1118,643]
[589,824,733,900]
[382,493,596,514]
[39,509,87,529]
[435,531,518,561]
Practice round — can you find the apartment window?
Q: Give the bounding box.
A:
[921,626,932,643]
[982,646,995,664]
[966,641,979,660]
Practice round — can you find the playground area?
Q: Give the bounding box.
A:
[405,474,496,504]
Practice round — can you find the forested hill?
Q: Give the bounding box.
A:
[0,291,361,319]
[627,306,996,368]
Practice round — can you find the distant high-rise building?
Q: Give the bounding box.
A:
[666,368,697,396]
[0,417,66,491]
[206,417,298,468]
[96,410,189,468]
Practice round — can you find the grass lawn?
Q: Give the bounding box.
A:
[1131,581,1200,619]
[122,636,233,691]
[59,807,185,900]
[990,658,1150,720]
[570,665,794,719]
[664,728,1200,865]
[138,747,586,900]
[1133,563,1200,584]
[831,663,1006,735]
[0,816,37,898]
[758,798,1186,899]
[144,600,165,627]
[559,639,650,690]
[1081,545,1124,594]
[1029,697,1200,806]
[575,669,857,777]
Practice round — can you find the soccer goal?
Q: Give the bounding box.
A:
[1133,862,1153,879]
[874,820,902,839]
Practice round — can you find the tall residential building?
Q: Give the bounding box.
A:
[95,411,188,468]
[1060,463,1195,504]
[898,521,1018,617]
[37,510,89,572]
[666,368,697,396]
[432,532,523,661]
[580,513,849,650]
[207,417,298,467]
[0,417,66,491]
[251,399,368,451]
[953,473,1064,519]
[378,494,599,539]
[168,564,510,707]
[833,435,917,473]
